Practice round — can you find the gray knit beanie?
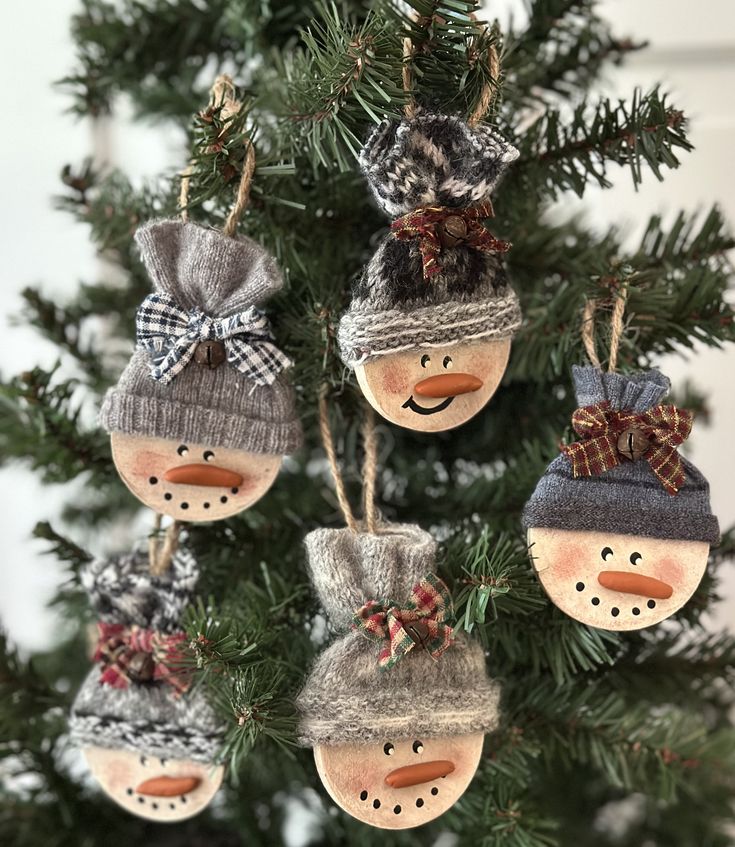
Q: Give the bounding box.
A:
[297,524,501,747]
[522,366,720,544]
[69,548,225,763]
[99,219,302,455]
[337,112,522,367]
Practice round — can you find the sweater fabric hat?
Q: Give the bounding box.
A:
[69,549,224,764]
[337,112,522,367]
[296,523,501,747]
[522,366,720,544]
[99,219,302,455]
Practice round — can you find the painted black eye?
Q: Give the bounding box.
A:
[412,740,424,754]
[139,755,147,766]
[177,445,188,456]
[383,743,395,756]
[159,758,167,766]
[442,356,453,369]
[420,355,430,368]
[630,552,642,566]
[203,450,214,462]
[601,547,613,561]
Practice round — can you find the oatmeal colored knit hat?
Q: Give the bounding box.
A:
[296,523,501,747]
[522,366,720,544]
[99,219,302,455]
[69,548,225,763]
[337,112,522,367]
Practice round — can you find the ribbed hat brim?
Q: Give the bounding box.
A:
[337,292,522,367]
[100,389,303,455]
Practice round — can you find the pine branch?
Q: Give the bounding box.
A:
[513,87,692,198]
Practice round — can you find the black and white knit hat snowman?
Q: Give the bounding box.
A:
[523,365,719,631]
[100,219,302,522]
[297,523,500,830]
[337,111,522,432]
[69,548,226,822]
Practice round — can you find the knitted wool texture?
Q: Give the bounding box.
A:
[297,523,501,747]
[522,366,720,544]
[69,548,224,763]
[99,220,302,454]
[337,112,522,367]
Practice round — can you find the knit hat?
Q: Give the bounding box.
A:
[297,524,501,747]
[522,366,720,544]
[337,112,522,367]
[69,548,225,763]
[99,220,302,455]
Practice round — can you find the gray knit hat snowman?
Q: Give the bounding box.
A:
[69,548,227,821]
[523,365,719,632]
[297,523,499,829]
[338,112,522,433]
[101,220,302,521]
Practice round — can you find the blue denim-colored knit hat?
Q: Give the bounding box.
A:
[522,366,719,544]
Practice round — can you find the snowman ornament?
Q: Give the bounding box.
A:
[338,112,522,433]
[522,366,719,631]
[69,549,226,821]
[100,219,302,521]
[297,524,500,828]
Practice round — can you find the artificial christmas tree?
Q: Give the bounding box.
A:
[2,2,735,846]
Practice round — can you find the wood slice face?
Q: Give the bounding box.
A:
[111,432,282,521]
[527,526,710,631]
[83,746,224,822]
[355,339,511,432]
[313,732,484,829]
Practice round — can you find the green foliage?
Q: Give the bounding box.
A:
[2,0,734,845]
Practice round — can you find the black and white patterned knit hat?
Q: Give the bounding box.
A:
[69,548,225,764]
[99,220,302,455]
[337,112,522,367]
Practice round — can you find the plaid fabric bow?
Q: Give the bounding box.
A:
[136,292,292,386]
[351,574,454,670]
[93,622,191,695]
[391,201,511,279]
[562,401,694,495]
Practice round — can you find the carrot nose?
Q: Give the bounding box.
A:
[384,760,455,789]
[597,571,673,600]
[413,373,483,398]
[135,775,201,796]
[163,464,243,488]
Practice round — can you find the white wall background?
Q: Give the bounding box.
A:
[0,0,733,652]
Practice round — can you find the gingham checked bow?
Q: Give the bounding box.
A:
[93,622,190,695]
[351,574,454,670]
[391,201,511,279]
[561,400,693,496]
[136,292,292,386]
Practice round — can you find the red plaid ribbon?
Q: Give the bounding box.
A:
[562,401,693,495]
[93,622,190,695]
[391,201,511,279]
[351,574,454,670]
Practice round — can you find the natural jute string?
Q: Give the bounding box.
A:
[581,285,629,373]
[318,386,380,533]
[178,73,256,238]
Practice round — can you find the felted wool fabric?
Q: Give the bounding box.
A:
[297,524,501,747]
[69,548,225,763]
[99,219,302,455]
[522,366,720,544]
[337,112,522,367]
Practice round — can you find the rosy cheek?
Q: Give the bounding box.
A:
[548,543,587,580]
[131,450,169,479]
[654,557,685,587]
[380,362,411,396]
